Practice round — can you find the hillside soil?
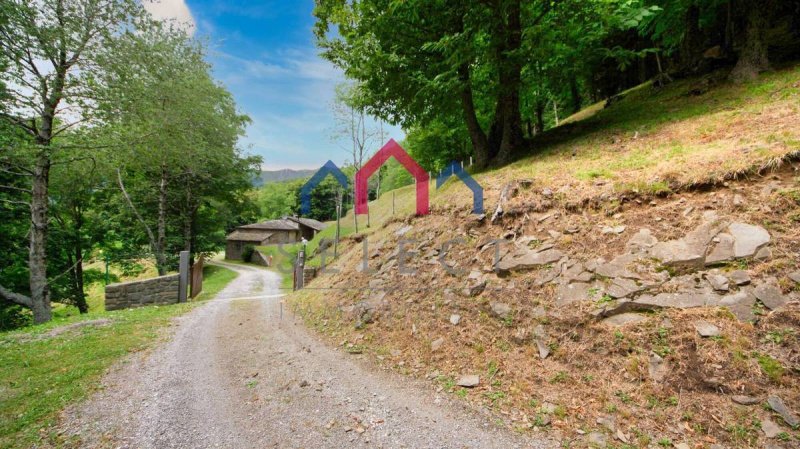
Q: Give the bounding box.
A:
[291,165,800,449]
[287,65,800,449]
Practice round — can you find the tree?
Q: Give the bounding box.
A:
[95,22,254,272]
[729,0,772,82]
[0,0,142,323]
[332,82,380,230]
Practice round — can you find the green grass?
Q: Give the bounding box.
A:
[0,303,198,449]
[256,244,298,290]
[193,264,238,300]
[0,261,240,449]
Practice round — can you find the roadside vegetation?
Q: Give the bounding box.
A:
[0,262,237,449]
[0,0,259,329]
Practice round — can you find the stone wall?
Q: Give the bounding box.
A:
[251,250,272,267]
[303,267,317,286]
[105,274,181,311]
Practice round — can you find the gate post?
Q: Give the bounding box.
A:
[178,251,190,302]
[294,250,305,291]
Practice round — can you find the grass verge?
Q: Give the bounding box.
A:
[0,261,239,449]
[193,264,238,300]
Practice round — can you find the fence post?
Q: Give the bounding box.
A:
[104,254,110,286]
[294,250,305,290]
[178,251,190,302]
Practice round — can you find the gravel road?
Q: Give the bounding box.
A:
[62,261,551,449]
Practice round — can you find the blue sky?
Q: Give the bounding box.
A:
[144,0,402,170]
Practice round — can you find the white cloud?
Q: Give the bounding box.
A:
[143,0,196,36]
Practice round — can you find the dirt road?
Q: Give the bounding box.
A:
[63,262,550,448]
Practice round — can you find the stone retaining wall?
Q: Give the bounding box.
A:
[105,274,180,311]
[303,267,317,286]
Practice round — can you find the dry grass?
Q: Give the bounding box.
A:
[288,66,800,448]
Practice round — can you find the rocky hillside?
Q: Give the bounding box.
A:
[288,67,800,449]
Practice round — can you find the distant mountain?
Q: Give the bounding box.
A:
[252,169,316,187]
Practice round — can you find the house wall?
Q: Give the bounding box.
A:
[298,225,316,241]
[226,240,245,260]
[263,230,298,244]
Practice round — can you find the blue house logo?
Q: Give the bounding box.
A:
[436,161,484,214]
[300,160,350,215]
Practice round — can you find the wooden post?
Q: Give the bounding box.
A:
[178,251,190,302]
[335,189,341,258]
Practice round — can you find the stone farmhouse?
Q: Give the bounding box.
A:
[225,216,326,260]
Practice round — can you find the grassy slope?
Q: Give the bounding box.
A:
[286,65,800,447]
[194,264,239,300]
[0,264,237,449]
[292,65,800,256]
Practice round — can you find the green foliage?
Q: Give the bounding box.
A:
[0,7,258,326]
[0,302,201,448]
[241,245,256,263]
[756,353,785,382]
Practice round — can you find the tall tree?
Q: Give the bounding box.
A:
[96,22,254,271]
[0,0,142,323]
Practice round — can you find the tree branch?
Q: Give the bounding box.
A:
[0,284,32,308]
[116,168,159,255]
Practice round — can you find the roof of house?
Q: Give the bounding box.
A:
[238,218,299,232]
[226,229,274,242]
[286,216,327,231]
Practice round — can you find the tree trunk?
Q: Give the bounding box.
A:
[724,0,734,55]
[156,168,168,275]
[570,77,582,114]
[458,64,491,168]
[730,0,770,82]
[680,3,704,73]
[495,0,524,165]
[72,205,87,314]
[487,102,504,160]
[535,101,545,135]
[29,152,52,323]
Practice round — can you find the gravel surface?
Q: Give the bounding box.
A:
[61,262,551,448]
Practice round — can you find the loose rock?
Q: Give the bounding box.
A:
[761,418,782,438]
[457,375,480,388]
[731,395,760,406]
[496,247,564,272]
[728,222,770,258]
[490,302,512,320]
[431,337,444,352]
[648,352,669,382]
[755,282,788,310]
[601,225,626,235]
[706,274,729,292]
[729,270,751,286]
[602,313,648,327]
[586,431,607,447]
[449,314,461,325]
[768,396,799,427]
[694,320,720,337]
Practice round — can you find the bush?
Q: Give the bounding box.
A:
[242,245,256,263]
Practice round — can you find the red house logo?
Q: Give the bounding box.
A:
[355,139,429,216]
